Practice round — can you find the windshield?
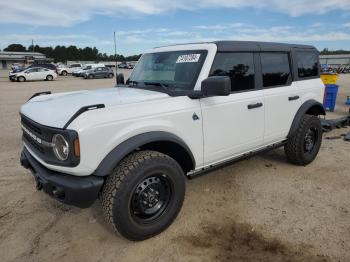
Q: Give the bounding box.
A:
[128,50,207,92]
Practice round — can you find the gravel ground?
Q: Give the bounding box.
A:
[0,70,349,262]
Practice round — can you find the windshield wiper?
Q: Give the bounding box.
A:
[144,81,168,89]
[127,80,139,86]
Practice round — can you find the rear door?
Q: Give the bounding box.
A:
[201,52,265,165]
[261,52,301,144]
[94,67,104,77]
[292,49,324,105]
[36,68,49,79]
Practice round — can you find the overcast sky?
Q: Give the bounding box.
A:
[1,0,350,55]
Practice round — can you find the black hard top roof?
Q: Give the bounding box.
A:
[214,41,317,52]
[155,41,317,52]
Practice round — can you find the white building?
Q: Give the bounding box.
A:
[320,54,350,66]
[0,51,53,69]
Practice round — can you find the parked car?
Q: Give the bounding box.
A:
[57,63,82,76]
[72,64,105,77]
[118,62,133,69]
[19,41,325,241]
[11,67,57,82]
[83,67,114,79]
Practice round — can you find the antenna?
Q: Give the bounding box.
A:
[114,31,118,85]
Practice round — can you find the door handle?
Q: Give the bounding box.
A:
[247,102,263,109]
[288,95,300,101]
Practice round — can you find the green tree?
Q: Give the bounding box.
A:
[4,44,26,52]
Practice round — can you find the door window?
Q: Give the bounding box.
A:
[296,52,318,78]
[261,53,291,88]
[210,53,255,92]
[25,68,38,73]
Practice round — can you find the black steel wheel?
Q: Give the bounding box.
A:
[100,150,185,241]
[131,174,172,223]
[285,115,322,165]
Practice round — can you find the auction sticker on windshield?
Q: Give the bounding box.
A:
[176,54,201,63]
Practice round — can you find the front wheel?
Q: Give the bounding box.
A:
[17,76,25,82]
[100,150,185,241]
[61,71,67,76]
[285,115,322,166]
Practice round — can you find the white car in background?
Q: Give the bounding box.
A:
[11,67,57,82]
[72,63,106,77]
[57,63,82,76]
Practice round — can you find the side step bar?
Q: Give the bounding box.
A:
[188,141,287,179]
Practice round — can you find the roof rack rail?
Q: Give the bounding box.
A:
[63,104,105,129]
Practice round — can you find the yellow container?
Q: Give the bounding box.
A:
[320,74,338,85]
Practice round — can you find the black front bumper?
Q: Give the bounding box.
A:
[20,147,104,208]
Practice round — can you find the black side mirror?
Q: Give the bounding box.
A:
[117,73,125,85]
[201,76,231,97]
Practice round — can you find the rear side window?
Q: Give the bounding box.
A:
[261,53,291,88]
[296,52,318,78]
[210,53,255,92]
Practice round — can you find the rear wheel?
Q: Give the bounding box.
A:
[46,75,53,81]
[285,115,322,165]
[61,71,67,76]
[100,150,185,241]
[88,74,94,79]
[17,76,25,82]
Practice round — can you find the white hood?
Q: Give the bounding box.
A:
[20,87,169,128]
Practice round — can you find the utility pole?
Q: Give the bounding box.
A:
[32,40,34,52]
[114,31,118,85]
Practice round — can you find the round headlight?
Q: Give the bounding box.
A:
[52,134,69,161]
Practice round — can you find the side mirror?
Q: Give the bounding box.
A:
[117,73,125,85]
[201,76,231,97]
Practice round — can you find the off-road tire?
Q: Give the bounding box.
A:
[46,75,53,81]
[100,150,185,241]
[17,76,25,82]
[284,114,322,166]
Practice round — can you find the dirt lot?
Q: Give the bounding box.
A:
[0,70,349,262]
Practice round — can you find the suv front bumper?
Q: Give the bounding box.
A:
[20,147,104,208]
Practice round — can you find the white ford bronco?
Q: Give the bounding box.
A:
[20,41,325,241]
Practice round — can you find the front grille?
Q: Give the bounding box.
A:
[21,115,45,155]
[23,132,45,153]
[21,117,42,135]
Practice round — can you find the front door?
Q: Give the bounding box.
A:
[201,52,265,166]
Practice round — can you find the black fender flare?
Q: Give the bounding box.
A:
[94,131,196,177]
[288,99,326,137]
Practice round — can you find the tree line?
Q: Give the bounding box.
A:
[2,44,141,62]
[320,48,350,55]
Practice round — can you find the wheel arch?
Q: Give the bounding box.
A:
[288,99,325,137]
[94,131,196,177]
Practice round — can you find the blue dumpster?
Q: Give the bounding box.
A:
[323,84,339,112]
